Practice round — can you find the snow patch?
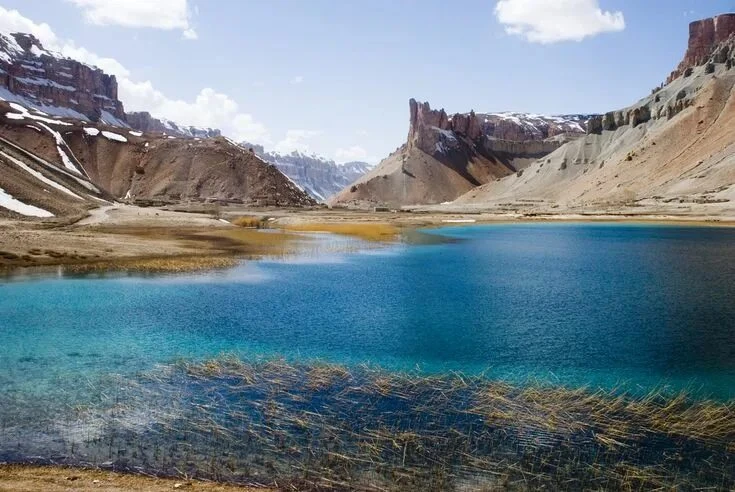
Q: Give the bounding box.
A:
[83,127,100,136]
[0,185,54,217]
[101,131,128,143]
[100,110,128,128]
[431,126,457,141]
[0,149,82,200]
[128,130,143,137]
[15,76,76,92]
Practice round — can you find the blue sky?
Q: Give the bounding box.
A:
[1,0,733,163]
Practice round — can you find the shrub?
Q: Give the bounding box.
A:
[232,216,264,228]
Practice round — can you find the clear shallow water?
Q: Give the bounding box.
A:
[1,223,735,399]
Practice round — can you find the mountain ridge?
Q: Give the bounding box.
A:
[242,142,372,201]
[330,100,593,207]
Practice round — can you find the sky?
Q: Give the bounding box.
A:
[0,0,733,163]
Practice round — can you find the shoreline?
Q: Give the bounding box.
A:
[0,464,268,491]
[2,204,735,276]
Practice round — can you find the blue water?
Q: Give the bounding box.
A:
[1,223,735,399]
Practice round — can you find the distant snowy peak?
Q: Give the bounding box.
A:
[240,141,373,202]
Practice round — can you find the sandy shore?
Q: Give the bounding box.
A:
[1,203,733,274]
[0,465,268,491]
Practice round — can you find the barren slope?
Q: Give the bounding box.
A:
[0,103,315,212]
[453,62,735,215]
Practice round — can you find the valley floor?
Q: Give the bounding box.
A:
[1,202,734,275]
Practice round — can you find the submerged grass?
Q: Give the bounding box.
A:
[282,222,400,242]
[2,355,732,490]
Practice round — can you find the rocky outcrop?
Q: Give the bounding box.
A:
[331,99,592,208]
[667,14,735,83]
[586,105,651,134]
[0,32,124,122]
[126,111,221,139]
[408,98,591,155]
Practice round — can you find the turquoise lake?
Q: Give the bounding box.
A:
[2,223,734,399]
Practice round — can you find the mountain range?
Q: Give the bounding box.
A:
[1,14,735,219]
[0,31,315,218]
[242,142,372,201]
[332,13,735,216]
[330,101,593,207]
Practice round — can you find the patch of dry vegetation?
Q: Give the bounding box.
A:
[13,356,729,491]
[231,215,266,228]
[282,222,400,241]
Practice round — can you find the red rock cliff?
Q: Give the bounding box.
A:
[667,14,735,83]
[0,32,125,122]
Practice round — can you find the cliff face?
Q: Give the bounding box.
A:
[667,14,735,83]
[0,32,124,122]
[454,14,735,215]
[407,99,589,156]
[126,111,221,139]
[331,99,588,207]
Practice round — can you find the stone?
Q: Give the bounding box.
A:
[586,115,603,134]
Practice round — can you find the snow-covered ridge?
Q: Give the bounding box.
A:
[477,112,593,139]
[241,142,373,202]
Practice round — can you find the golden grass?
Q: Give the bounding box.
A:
[231,215,265,228]
[64,255,238,273]
[11,354,733,490]
[282,222,400,241]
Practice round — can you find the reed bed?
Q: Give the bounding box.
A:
[0,356,732,491]
[232,216,268,228]
[282,222,400,242]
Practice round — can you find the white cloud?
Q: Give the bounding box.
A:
[67,0,192,30]
[121,81,270,143]
[290,75,304,85]
[0,6,57,45]
[335,145,369,163]
[494,0,625,44]
[274,130,321,154]
[182,28,198,40]
[0,6,270,144]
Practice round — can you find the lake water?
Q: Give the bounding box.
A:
[2,222,735,488]
[2,223,735,399]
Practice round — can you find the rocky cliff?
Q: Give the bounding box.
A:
[408,99,589,153]
[0,32,124,123]
[126,111,221,139]
[451,14,735,216]
[331,100,590,207]
[667,14,735,83]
